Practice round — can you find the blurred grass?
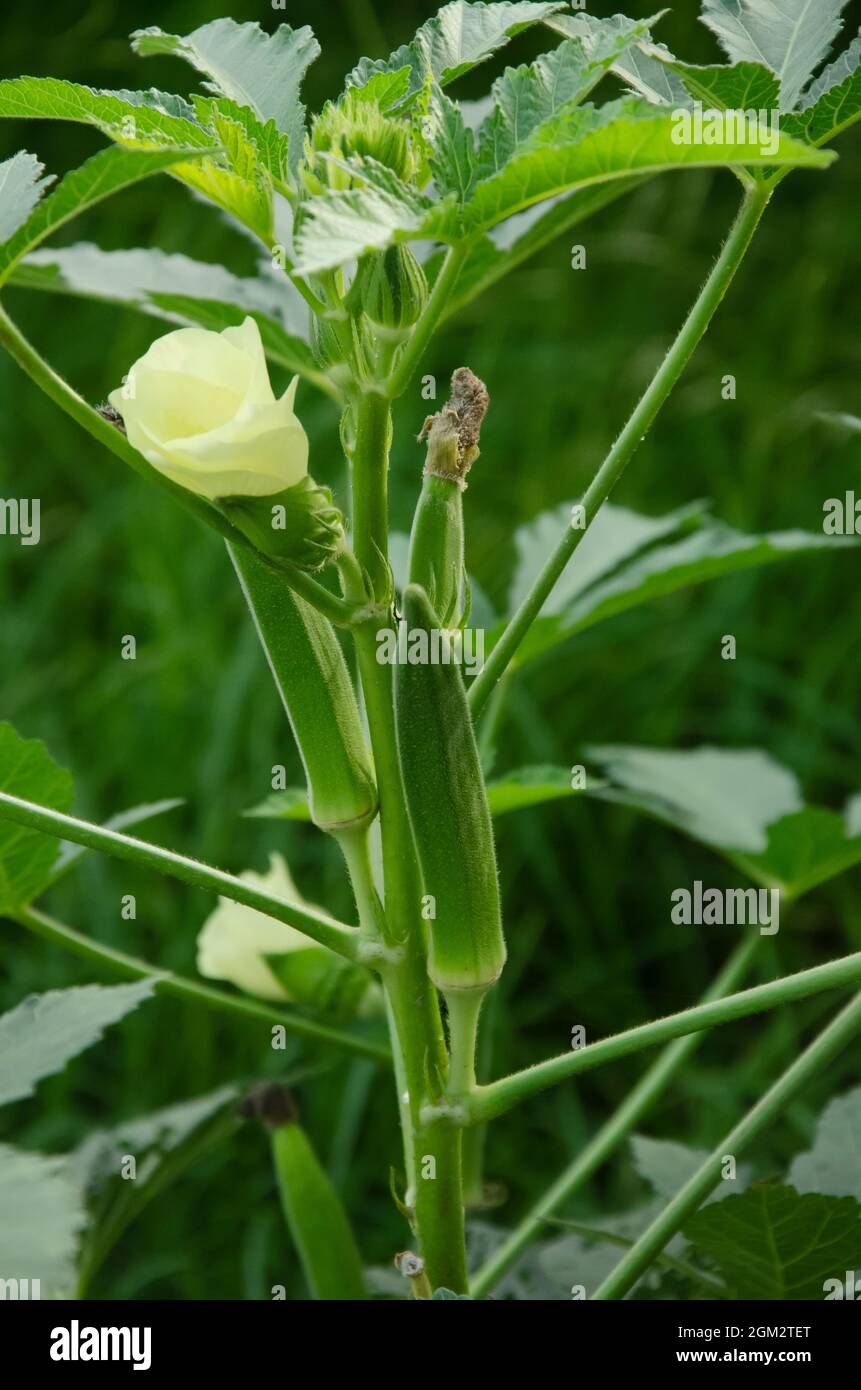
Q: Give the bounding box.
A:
[1,0,861,1298]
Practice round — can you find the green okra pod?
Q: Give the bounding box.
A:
[230,544,378,834]
[394,583,506,995]
[245,1086,368,1301]
[409,368,488,628]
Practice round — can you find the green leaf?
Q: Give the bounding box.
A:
[450,97,832,236]
[292,163,436,275]
[132,19,320,170]
[0,981,155,1107]
[0,76,216,151]
[632,1135,749,1204]
[74,1084,239,1194]
[0,1144,84,1293]
[349,1,566,101]
[584,745,803,855]
[495,504,855,668]
[439,176,650,315]
[659,59,781,112]
[783,29,861,145]
[486,765,586,816]
[586,743,861,899]
[0,150,52,242]
[0,145,207,288]
[683,1184,861,1299]
[0,722,73,912]
[609,42,691,107]
[730,804,861,900]
[700,0,849,111]
[788,1085,861,1202]
[10,244,327,390]
[425,84,478,202]
[242,788,311,821]
[432,1287,473,1299]
[196,95,292,191]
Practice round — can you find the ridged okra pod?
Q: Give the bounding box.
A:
[246,1086,367,1301]
[408,368,489,628]
[230,545,378,833]
[394,583,506,995]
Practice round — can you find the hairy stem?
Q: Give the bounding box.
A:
[13,907,389,1062]
[349,384,468,1290]
[470,935,760,1296]
[464,948,861,1124]
[592,989,861,1300]
[0,791,360,961]
[469,184,772,716]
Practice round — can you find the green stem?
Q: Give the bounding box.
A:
[347,386,468,1290]
[385,242,470,400]
[469,935,759,1297]
[335,824,390,945]
[592,989,861,1300]
[464,947,861,1124]
[468,184,772,716]
[0,791,360,962]
[348,391,392,600]
[14,906,389,1062]
[0,300,358,626]
[446,990,485,1098]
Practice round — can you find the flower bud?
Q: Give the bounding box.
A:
[221,475,344,572]
[302,89,416,193]
[109,318,308,501]
[349,246,429,334]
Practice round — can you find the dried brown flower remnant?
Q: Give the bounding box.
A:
[419,367,489,487]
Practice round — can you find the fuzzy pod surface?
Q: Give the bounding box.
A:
[408,472,464,629]
[270,1116,368,1300]
[230,545,378,833]
[395,583,505,994]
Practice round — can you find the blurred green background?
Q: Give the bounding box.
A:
[1,0,860,1298]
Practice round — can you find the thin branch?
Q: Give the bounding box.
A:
[592,989,861,1299]
[469,934,761,1297]
[468,184,772,717]
[0,791,361,962]
[463,948,861,1125]
[14,907,390,1063]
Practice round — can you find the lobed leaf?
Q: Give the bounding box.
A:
[0,76,216,150]
[730,803,861,900]
[0,150,53,242]
[496,504,856,669]
[132,19,320,171]
[10,243,325,389]
[700,0,849,112]
[349,1,566,101]
[0,146,208,288]
[784,29,861,146]
[425,84,479,202]
[0,981,155,1108]
[584,744,803,856]
[683,1184,861,1298]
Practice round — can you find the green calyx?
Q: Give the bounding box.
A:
[302,89,417,194]
[395,584,506,996]
[221,476,344,573]
[265,946,381,1020]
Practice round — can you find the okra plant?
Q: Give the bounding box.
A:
[2,1,861,1301]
